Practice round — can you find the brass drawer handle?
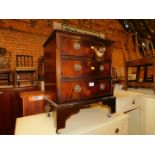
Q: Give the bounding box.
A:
[74,64,81,71]
[115,128,120,134]
[74,42,81,50]
[0,91,3,94]
[74,85,81,93]
[95,46,106,58]
[100,65,104,71]
[100,83,105,90]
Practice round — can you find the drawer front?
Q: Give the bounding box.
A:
[59,37,111,61]
[60,80,111,102]
[85,117,128,135]
[122,96,142,112]
[61,59,111,78]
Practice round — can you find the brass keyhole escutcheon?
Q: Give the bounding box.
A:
[74,42,81,50]
[95,46,106,58]
[100,65,104,71]
[74,85,81,93]
[115,128,119,134]
[74,64,81,71]
[100,83,105,90]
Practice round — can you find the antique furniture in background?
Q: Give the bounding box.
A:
[20,90,44,116]
[0,48,15,86]
[124,57,155,94]
[38,56,44,81]
[15,55,37,86]
[112,67,124,84]
[43,30,116,133]
[0,86,39,135]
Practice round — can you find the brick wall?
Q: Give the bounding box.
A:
[0,29,46,70]
[0,19,130,78]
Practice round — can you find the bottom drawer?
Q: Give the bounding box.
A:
[85,116,128,135]
[60,80,112,102]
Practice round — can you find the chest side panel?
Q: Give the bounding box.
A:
[44,38,57,100]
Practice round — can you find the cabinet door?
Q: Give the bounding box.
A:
[0,90,14,135]
[127,108,142,135]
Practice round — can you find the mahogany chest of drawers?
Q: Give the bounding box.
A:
[43,30,116,133]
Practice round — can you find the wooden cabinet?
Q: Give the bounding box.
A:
[20,91,44,116]
[44,30,116,133]
[0,86,39,135]
[0,89,15,134]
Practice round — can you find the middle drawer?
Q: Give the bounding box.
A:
[61,59,111,78]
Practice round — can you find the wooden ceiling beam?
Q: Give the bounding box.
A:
[129,20,144,38]
[141,20,154,40]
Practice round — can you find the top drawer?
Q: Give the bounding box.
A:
[116,95,142,113]
[61,59,111,78]
[58,36,112,61]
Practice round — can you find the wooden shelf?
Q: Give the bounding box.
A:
[0,70,15,86]
[15,55,37,87]
[16,67,36,72]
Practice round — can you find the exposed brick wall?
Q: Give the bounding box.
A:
[0,29,46,70]
[0,19,130,79]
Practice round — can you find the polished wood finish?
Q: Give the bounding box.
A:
[61,59,111,78]
[44,30,115,133]
[58,35,112,61]
[60,80,111,102]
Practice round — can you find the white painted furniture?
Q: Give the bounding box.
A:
[127,88,155,134]
[15,104,128,135]
[114,89,144,135]
[115,88,155,135]
[143,94,155,134]
[15,88,155,135]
